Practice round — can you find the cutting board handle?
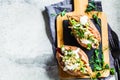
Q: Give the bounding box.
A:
[74,0,88,15]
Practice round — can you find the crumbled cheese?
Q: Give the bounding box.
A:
[80,15,88,25]
[61,46,65,53]
[64,51,68,55]
[63,63,79,71]
[86,64,89,66]
[73,48,80,59]
[84,31,91,36]
[63,48,81,71]
[81,39,92,44]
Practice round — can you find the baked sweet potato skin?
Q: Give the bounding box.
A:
[68,15,101,49]
[76,20,101,49]
[56,45,92,76]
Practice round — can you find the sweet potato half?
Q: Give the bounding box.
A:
[68,15,101,49]
[56,45,92,76]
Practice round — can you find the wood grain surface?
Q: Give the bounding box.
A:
[56,0,109,79]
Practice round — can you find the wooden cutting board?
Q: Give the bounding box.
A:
[56,0,109,79]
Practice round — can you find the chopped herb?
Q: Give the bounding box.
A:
[69,18,85,38]
[80,67,86,73]
[110,68,115,75]
[76,29,85,38]
[92,14,101,27]
[94,64,102,71]
[95,49,99,57]
[59,9,66,17]
[87,43,92,50]
[69,19,77,26]
[51,9,66,17]
[96,72,101,78]
[50,13,57,17]
[91,72,101,80]
[76,58,80,63]
[88,37,94,42]
[90,49,103,71]
[86,1,96,12]
[104,64,109,69]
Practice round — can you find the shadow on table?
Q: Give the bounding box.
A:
[45,55,59,80]
[42,10,59,80]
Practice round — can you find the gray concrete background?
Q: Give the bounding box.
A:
[102,0,120,38]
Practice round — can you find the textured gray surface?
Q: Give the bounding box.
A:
[102,0,120,38]
[0,0,119,80]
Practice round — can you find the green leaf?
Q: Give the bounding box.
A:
[78,30,85,38]
[95,49,99,57]
[95,49,99,53]
[104,64,109,69]
[95,59,100,63]
[50,13,57,17]
[94,64,102,71]
[80,67,86,73]
[86,7,94,12]
[76,58,80,63]
[96,72,101,78]
[85,1,96,12]
[90,49,105,71]
[92,14,101,27]
[87,43,92,50]
[110,68,115,75]
[70,19,77,26]
[60,9,66,17]
[92,14,97,19]
[88,2,95,8]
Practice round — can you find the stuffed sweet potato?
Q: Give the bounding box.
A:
[68,15,101,49]
[56,45,92,76]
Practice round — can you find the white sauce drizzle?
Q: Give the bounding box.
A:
[81,39,92,44]
[80,15,88,25]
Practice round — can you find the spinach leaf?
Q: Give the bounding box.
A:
[69,19,77,26]
[60,9,66,17]
[94,64,102,71]
[50,13,57,17]
[75,29,84,38]
[92,14,101,27]
[87,43,92,50]
[110,68,115,75]
[86,1,96,12]
[104,64,109,69]
[91,72,101,80]
[90,49,103,71]
[96,72,101,78]
[51,9,66,17]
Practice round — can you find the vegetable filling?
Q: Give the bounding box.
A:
[61,46,87,73]
[69,15,100,49]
